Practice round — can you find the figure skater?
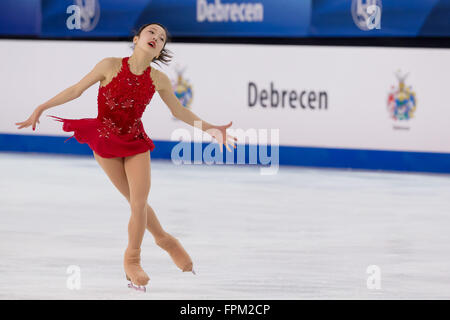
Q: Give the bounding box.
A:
[15,22,237,292]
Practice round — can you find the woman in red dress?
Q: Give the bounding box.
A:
[15,23,237,292]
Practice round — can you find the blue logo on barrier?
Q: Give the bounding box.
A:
[351,0,382,31]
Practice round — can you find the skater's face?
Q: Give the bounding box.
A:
[133,24,167,59]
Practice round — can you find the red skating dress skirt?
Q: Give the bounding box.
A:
[47,57,156,158]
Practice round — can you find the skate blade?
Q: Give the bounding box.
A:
[127,281,147,292]
[183,267,196,275]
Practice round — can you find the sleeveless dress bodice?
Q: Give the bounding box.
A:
[47,56,156,158]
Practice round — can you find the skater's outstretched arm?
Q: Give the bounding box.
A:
[153,69,237,152]
[15,57,113,131]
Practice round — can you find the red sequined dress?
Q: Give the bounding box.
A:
[47,56,156,158]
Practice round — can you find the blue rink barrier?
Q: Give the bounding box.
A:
[1,133,449,174]
[2,0,450,38]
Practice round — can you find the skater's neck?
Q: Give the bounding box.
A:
[128,51,152,75]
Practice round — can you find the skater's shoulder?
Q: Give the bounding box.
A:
[103,57,123,67]
[150,68,171,91]
[95,57,122,69]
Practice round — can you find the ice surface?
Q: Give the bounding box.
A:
[1,151,450,299]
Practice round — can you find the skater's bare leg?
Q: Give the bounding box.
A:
[93,151,194,272]
[121,150,152,285]
[123,151,150,249]
[93,151,166,239]
[93,150,151,285]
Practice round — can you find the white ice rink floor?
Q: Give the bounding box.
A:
[1,151,450,300]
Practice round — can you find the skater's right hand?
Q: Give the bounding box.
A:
[15,107,43,131]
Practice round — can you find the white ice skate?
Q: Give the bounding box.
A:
[126,274,147,292]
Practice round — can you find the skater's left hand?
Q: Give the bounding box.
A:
[206,121,237,152]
